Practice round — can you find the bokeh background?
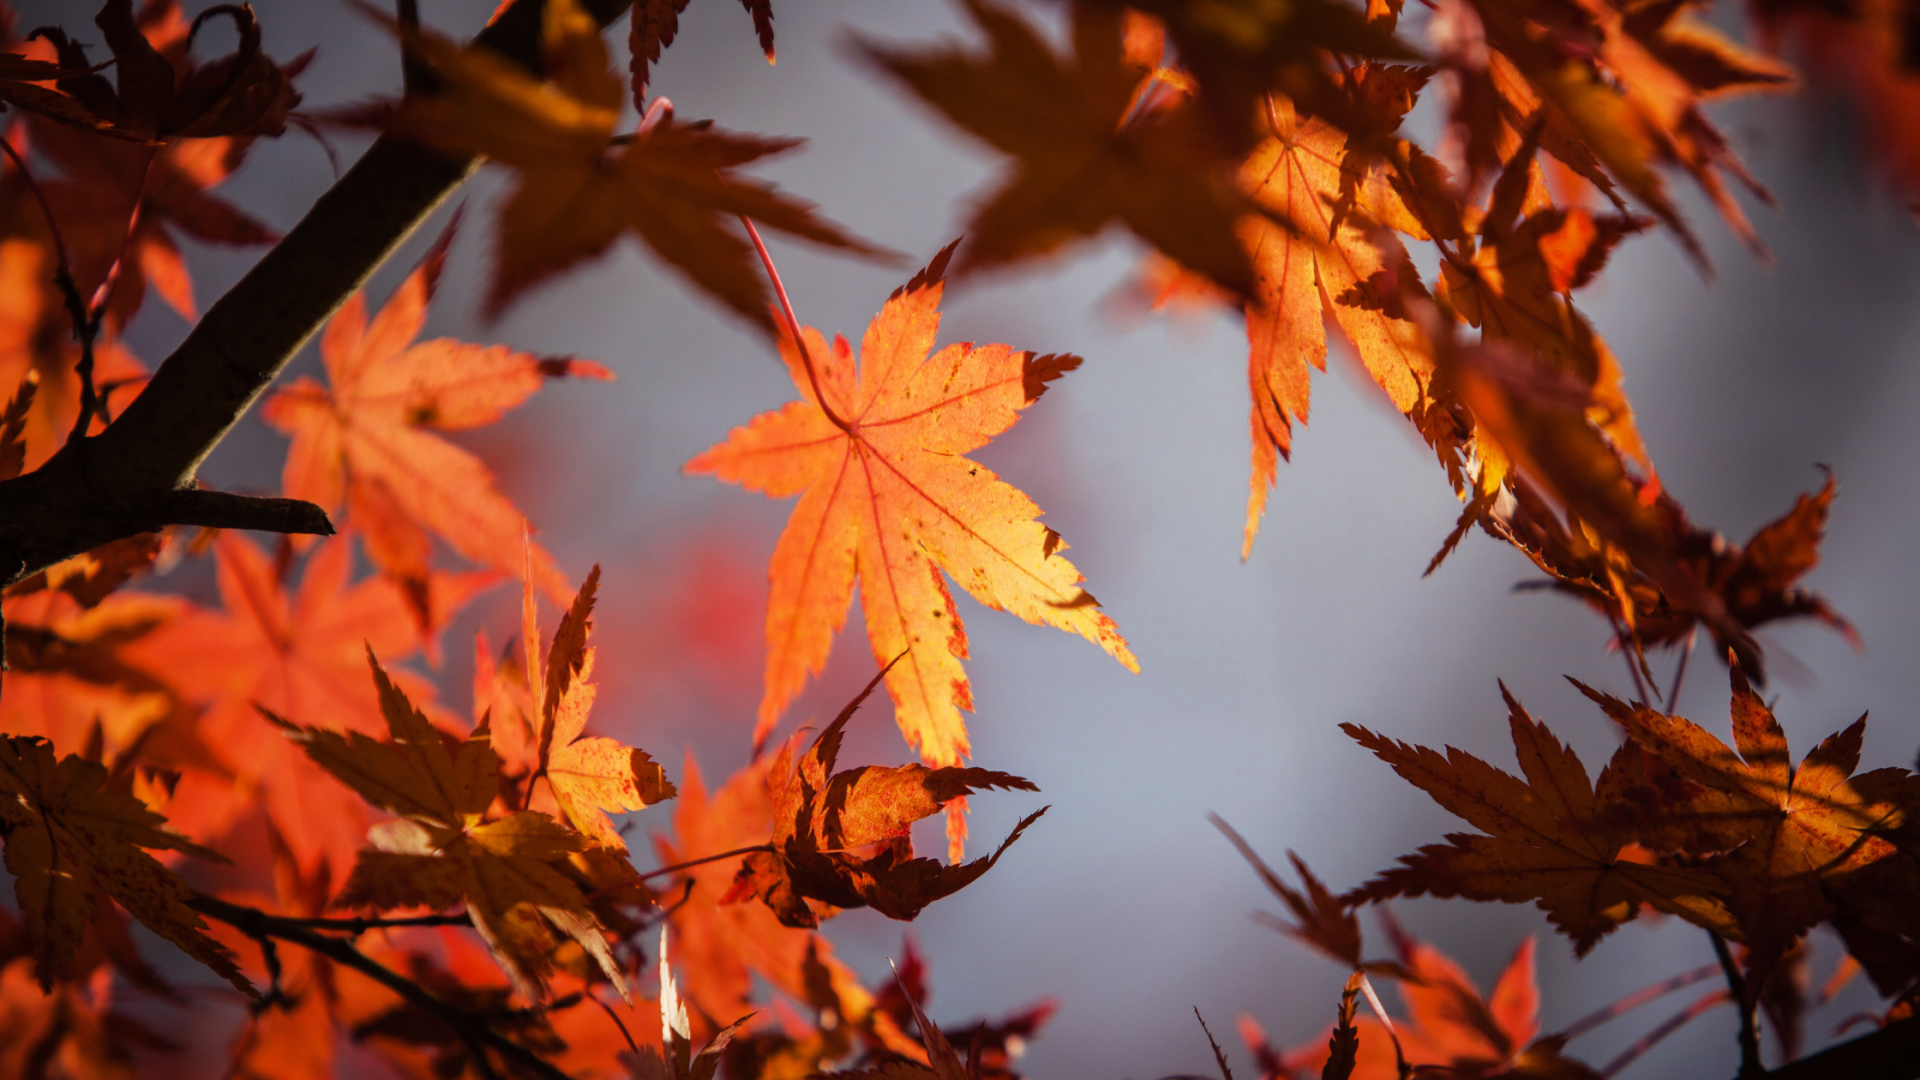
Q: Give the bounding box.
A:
[16,0,1920,1076]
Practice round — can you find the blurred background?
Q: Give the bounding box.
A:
[16,0,1919,1075]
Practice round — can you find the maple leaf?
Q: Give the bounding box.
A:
[822,952,971,1080]
[0,370,32,481]
[1445,0,1791,263]
[5,532,165,609]
[1576,663,1909,985]
[656,751,891,1050]
[0,951,189,1080]
[634,927,753,1080]
[121,531,483,878]
[276,650,626,1001]
[0,733,250,994]
[1212,814,1362,969]
[0,587,179,757]
[1754,0,1920,195]
[861,0,1260,296]
[0,234,149,470]
[0,52,122,135]
[1085,0,1415,156]
[630,0,777,102]
[263,223,605,621]
[857,936,1056,1080]
[1234,88,1439,555]
[519,566,677,850]
[1437,133,1652,468]
[687,242,1137,818]
[1271,928,1599,1080]
[36,124,281,327]
[348,0,881,325]
[38,0,306,141]
[1529,471,1857,662]
[1344,683,1735,953]
[1431,326,1771,675]
[723,666,1046,929]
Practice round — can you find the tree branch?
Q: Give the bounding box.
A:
[0,0,635,585]
[189,893,572,1080]
[1711,931,1765,1078]
[1764,1017,1920,1080]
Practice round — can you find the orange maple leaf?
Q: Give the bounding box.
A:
[1259,930,1592,1080]
[263,226,608,620]
[121,532,487,878]
[0,586,179,758]
[656,752,882,1043]
[514,566,677,851]
[0,235,147,471]
[1438,0,1792,264]
[686,243,1137,850]
[36,126,280,327]
[1234,89,1437,556]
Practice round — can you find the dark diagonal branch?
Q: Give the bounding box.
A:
[0,0,634,586]
[189,894,571,1080]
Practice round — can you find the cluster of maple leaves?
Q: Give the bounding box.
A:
[0,0,1912,1078]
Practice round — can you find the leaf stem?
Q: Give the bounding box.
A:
[1667,628,1697,709]
[1557,962,1722,1041]
[1709,931,1765,1077]
[641,844,774,881]
[739,215,851,432]
[1604,607,1653,704]
[188,893,571,1080]
[0,132,106,450]
[0,132,74,284]
[1598,988,1730,1078]
[268,910,476,934]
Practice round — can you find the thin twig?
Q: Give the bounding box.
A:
[1557,963,1721,1041]
[87,148,155,318]
[254,937,285,1013]
[188,893,573,1080]
[0,133,73,277]
[642,878,696,930]
[1599,988,1730,1077]
[641,844,774,882]
[740,215,851,432]
[1605,608,1652,704]
[0,133,106,448]
[272,910,474,935]
[592,989,642,1057]
[1709,931,1764,1078]
[1667,628,1697,709]
[69,145,151,449]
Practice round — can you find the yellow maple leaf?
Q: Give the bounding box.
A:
[687,243,1137,857]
